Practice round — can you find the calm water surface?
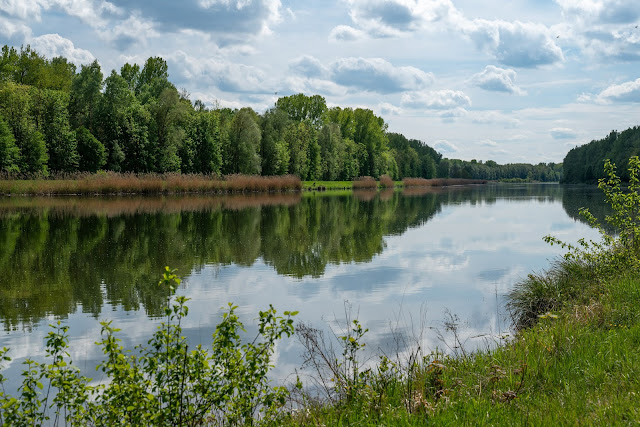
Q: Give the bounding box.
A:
[0,184,606,387]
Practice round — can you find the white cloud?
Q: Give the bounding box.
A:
[30,33,95,64]
[343,0,456,37]
[470,65,526,95]
[377,102,403,116]
[549,127,578,139]
[462,19,564,68]
[434,139,459,154]
[329,24,366,41]
[401,90,471,110]
[597,77,640,102]
[288,55,328,78]
[556,0,640,24]
[330,57,434,93]
[0,16,32,40]
[168,51,272,94]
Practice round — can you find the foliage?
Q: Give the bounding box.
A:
[562,127,640,184]
[0,43,563,182]
[544,156,640,272]
[0,267,297,425]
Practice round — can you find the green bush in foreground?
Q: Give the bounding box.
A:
[0,268,297,426]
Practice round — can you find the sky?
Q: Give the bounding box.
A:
[1,0,640,164]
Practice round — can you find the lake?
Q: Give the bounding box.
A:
[0,184,606,389]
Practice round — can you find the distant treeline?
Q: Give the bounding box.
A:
[0,44,560,181]
[562,126,640,183]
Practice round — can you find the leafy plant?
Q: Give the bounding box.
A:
[544,156,640,273]
[0,267,297,425]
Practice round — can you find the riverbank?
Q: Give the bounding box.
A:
[0,172,488,195]
[282,257,640,425]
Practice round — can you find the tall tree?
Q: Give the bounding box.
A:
[69,60,103,132]
[228,108,261,175]
[0,113,20,172]
[275,93,327,128]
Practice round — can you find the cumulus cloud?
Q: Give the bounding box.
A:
[107,0,282,39]
[337,0,563,67]
[377,102,403,116]
[0,16,32,41]
[470,65,526,95]
[556,0,640,24]
[168,51,272,93]
[556,0,640,62]
[401,90,471,110]
[343,0,457,37]
[330,57,434,93]
[434,139,459,154]
[329,24,365,41]
[288,55,328,78]
[462,19,564,68]
[597,77,640,102]
[550,127,578,139]
[30,33,95,64]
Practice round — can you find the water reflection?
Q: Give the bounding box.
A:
[0,183,608,391]
[0,184,606,330]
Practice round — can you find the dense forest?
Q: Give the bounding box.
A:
[562,126,640,183]
[0,44,561,181]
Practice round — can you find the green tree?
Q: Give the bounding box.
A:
[228,108,261,175]
[275,93,327,128]
[76,126,106,172]
[0,113,20,172]
[69,60,103,132]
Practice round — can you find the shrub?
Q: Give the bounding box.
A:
[0,267,297,425]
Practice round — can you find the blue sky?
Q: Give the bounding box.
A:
[1,0,639,163]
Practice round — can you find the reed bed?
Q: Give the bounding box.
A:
[402,177,487,187]
[378,174,394,188]
[352,176,378,189]
[0,172,302,195]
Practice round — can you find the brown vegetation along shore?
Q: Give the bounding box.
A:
[352,176,378,189]
[402,177,487,187]
[0,172,302,195]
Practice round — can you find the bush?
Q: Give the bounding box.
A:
[0,267,297,425]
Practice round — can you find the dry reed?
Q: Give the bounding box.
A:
[0,172,302,195]
[352,176,378,189]
[379,174,394,188]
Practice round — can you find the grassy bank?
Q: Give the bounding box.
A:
[283,263,640,425]
[0,172,302,195]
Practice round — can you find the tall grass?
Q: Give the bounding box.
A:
[402,177,487,187]
[352,176,378,189]
[0,172,302,195]
[379,174,394,188]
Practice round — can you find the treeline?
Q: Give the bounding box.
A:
[0,44,560,181]
[562,126,640,183]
